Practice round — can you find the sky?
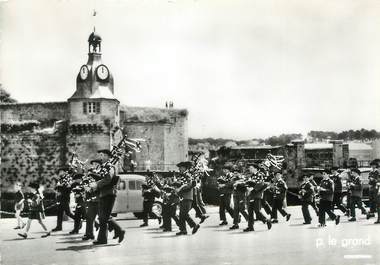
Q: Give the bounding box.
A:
[1,0,380,140]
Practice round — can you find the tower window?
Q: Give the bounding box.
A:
[83,102,101,114]
[83,102,87,114]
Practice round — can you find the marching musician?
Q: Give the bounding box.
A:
[367,160,379,219]
[217,166,234,226]
[193,180,209,223]
[331,167,347,215]
[52,167,75,232]
[230,167,249,230]
[260,165,273,216]
[175,161,200,236]
[244,165,272,232]
[13,182,26,230]
[347,168,367,222]
[70,173,85,234]
[161,177,180,232]
[375,168,380,224]
[270,172,291,223]
[140,173,162,227]
[82,159,102,240]
[308,175,320,216]
[318,170,340,227]
[88,149,125,245]
[299,175,314,224]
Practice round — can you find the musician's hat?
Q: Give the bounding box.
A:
[90,159,102,165]
[28,182,40,190]
[370,159,379,167]
[56,166,69,174]
[176,161,192,169]
[72,173,84,180]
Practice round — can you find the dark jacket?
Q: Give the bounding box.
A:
[95,166,118,198]
[369,170,379,191]
[248,181,268,201]
[177,181,196,201]
[56,185,71,202]
[300,181,314,203]
[319,178,334,201]
[331,174,343,193]
[348,176,363,198]
[273,179,287,200]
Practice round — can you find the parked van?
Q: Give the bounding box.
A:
[112,174,162,218]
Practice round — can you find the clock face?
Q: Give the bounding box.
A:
[79,65,89,80]
[96,65,109,80]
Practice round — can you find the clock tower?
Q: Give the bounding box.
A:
[67,30,120,160]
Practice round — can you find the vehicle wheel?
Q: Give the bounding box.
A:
[151,201,162,218]
[133,212,144,219]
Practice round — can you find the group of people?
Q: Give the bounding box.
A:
[138,160,210,235]
[216,163,289,232]
[12,152,380,244]
[298,161,380,226]
[214,158,380,232]
[15,149,126,245]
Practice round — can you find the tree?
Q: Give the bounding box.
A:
[0,84,17,103]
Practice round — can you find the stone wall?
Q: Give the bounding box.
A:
[120,106,189,172]
[0,102,68,126]
[66,133,112,163]
[122,122,166,171]
[164,115,188,171]
[0,102,189,190]
[0,131,66,191]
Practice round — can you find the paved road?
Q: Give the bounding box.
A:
[1,206,379,265]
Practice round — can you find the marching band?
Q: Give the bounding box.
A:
[13,145,380,244]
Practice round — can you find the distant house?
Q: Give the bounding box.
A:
[349,142,373,164]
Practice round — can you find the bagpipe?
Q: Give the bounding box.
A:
[175,154,213,187]
[142,172,162,198]
[263,154,284,171]
[57,153,83,189]
[97,135,143,179]
[217,172,234,186]
[75,135,144,201]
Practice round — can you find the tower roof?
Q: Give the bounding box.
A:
[69,30,116,101]
[88,32,102,43]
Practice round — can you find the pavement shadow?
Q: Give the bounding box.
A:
[56,243,119,252]
[2,237,36,241]
[115,217,137,221]
[201,225,221,228]
[289,223,308,226]
[50,233,73,237]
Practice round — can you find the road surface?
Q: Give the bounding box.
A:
[1,206,379,265]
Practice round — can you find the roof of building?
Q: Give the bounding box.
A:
[305,143,333,150]
[89,86,117,100]
[348,142,373,151]
[230,145,282,150]
[120,105,188,123]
